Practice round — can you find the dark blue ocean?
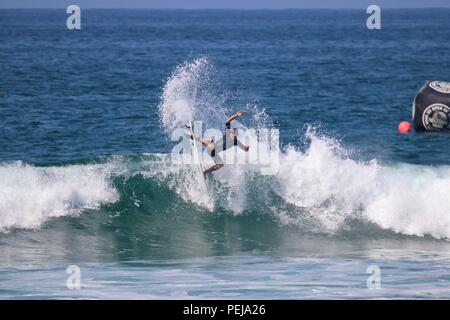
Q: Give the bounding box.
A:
[2,9,450,299]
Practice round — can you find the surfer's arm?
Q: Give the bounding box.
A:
[236,139,250,152]
[225,111,243,128]
[186,132,204,144]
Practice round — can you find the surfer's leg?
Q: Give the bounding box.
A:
[203,163,224,176]
[203,152,224,176]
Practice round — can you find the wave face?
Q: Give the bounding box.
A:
[2,139,450,239]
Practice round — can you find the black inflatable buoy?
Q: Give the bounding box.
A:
[413,80,450,132]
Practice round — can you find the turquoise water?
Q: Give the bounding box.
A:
[1,9,450,299]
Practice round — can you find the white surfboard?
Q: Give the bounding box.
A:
[187,122,211,202]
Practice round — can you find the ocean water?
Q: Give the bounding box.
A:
[1,9,450,299]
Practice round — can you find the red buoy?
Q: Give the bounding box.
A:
[398,121,412,134]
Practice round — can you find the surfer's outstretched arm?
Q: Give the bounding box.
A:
[190,134,205,144]
[185,125,213,147]
[225,111,243,127]
[186,132,211,146]
[236,139,250,152]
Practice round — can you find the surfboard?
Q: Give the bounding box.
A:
[187,122,210,199]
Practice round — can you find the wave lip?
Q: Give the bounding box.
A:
[0,161,119,231]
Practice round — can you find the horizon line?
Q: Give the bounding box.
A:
[1,7,449,10]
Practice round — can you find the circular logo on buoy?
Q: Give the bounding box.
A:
[429,81,450,94]
[422,103,450,131]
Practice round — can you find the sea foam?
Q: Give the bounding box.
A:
[0,161,118,230]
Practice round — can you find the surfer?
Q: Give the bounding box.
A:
[186,112,250,177]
